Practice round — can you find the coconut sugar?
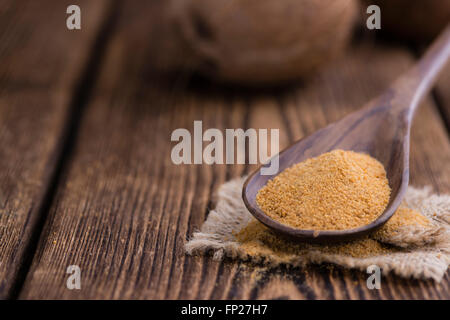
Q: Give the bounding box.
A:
[185,175,450,281]
[235,206,432,260]
[373,207,431,239]
[235,220,392,259]
[256,149,391,230]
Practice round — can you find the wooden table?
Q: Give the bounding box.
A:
[1,0,449,300]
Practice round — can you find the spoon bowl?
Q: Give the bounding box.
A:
[243,25,450,243]
[242,97,408,242]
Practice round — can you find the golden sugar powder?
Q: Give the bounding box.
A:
[235,206,429,259]
[256,149,391,231]
[373,207,430,238]
[235,220,391,259]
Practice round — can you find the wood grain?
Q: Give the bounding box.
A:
[0,0,110,298]
[17,4,450,298]
[435,60,450,129]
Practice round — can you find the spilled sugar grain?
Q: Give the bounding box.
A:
[372,206,441,247]
[256,150,391,230]
[235,220,392,261]
[235,206,432,262]
[373,207,430,238]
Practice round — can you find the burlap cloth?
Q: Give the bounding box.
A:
[185,177,450,282]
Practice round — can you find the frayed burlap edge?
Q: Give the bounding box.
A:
[185,177,450,282]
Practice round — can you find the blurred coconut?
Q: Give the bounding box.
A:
[362,0,450,42]
[155,0,358,85]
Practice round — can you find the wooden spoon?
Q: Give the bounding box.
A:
[243,25,450,243]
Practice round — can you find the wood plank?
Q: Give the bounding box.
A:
[0,0,111,298]
[435,61,450,131]
[19,6,450,298]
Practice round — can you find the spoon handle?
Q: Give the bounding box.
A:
[390,24,450,123]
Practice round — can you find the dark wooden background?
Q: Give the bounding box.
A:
[0,0,449,299]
